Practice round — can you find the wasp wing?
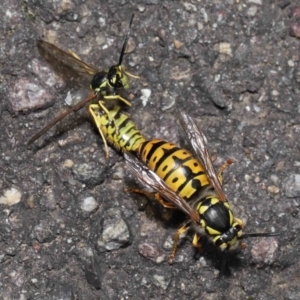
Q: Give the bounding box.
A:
[28,41,100,145]
[27,93,97,145]
[37,40,99,85]
[124,152,200,223]
[179,112,227,202]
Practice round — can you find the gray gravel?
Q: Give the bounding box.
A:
[1,1,300,299]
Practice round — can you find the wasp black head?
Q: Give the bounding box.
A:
[215,225,281,282]
[107,65,126,89]
[200,196,280,251]
[90,14,134,94]
[198,197,244,251]
[214,224,243,250]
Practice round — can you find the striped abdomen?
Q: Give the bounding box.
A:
[137,140,210,200]
[96,106,145,152]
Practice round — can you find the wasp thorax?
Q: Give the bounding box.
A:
[90,71,108,93]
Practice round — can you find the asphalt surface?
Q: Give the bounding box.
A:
[1,1,300,299]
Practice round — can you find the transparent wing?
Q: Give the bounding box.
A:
[27,93,97,145]
[124,152,200,223]
[37,40,99,85]
[28,41,101,145]
[179,112,227,202]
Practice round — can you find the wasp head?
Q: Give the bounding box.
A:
[213,222,244,251]
[198,197,244,251]
[107,65,129,90]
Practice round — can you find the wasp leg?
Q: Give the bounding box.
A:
[168,223,190,264]
[192,233,205,256]
[123,69,140,79]
[100,95,131,136]
[192,233,201,248]
[103,94,131,107]
[97,100,122,136]
[89,104,110,158]
[125,188,175,209]
[217,158,234,184]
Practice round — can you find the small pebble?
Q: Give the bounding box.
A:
[80,196,98,212]
[219,42,232,56]
[0,187,22,206]
[140,89,151,106]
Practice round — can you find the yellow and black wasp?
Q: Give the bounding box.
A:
[89,104,146,154]
[28,14,139,157]
[90,104,280,277]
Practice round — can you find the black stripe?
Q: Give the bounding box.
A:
[124,131,143,149]
[117,114,131,132]
[154,146,180,173]
[115,117,133,144]
[138,141,147,158]
[163,155,194,181]
[114,108,122,120]
[111,109,123,131]
[140,140,166,164]
[176,164,206,193]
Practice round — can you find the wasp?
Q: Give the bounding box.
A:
[90,105,280,277]
[127,117,281,276]
[89,104,146,154]
[27,14,139,157]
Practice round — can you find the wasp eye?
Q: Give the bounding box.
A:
[235,224,242,231]
[215,240,228,250]
[108,66,117,78]
[215,237,223,248]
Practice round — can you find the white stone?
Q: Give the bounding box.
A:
[0,187,21,206]
[140,89,151,106]
[80,196,98,212]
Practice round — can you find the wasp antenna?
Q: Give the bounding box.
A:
[118,13,135,66]
[239,231,281,240]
